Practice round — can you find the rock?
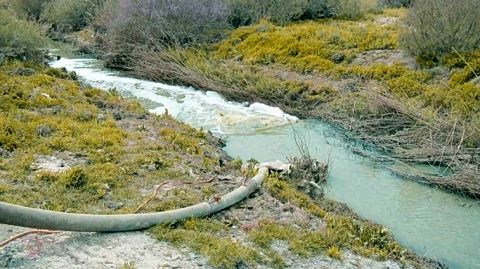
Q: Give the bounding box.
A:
[96,113,107,122]
[427,66,450,81]
[351,50,417,69]
[106,202,124,210]
[257,161,291,174]
[330,53,346,64]
[218,175,235,181]
[472,76,480,85]
[31,155,70,173]
[69,71,78,80]
[375,16,399,26]
[9,67,36,76]
[0,147,11,158]
[36,124,54,138]
[147,164,157,172]
[113,111,123,121]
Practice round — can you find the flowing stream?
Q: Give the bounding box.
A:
[51,57,480,269]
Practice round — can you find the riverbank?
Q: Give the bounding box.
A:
[0,62,439,268]
[123,9,479,198]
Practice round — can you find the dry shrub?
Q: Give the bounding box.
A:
[227,0,332,27]
[11,0,51,20]
[403,0,480,66]
[41,0,105,32]
[96,0,230,68]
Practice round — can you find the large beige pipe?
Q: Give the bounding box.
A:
[0,167,271,232]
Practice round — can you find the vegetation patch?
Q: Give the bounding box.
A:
[0,62,229,213]
[150,171,435,269]
[264,175,432,267]
[151,219,267,268]
[215,19,399,69]
[0,10,46,63]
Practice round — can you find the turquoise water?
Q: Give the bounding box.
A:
[53,58,480,269]
[224,121,480,269]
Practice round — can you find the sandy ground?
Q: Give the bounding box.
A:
[0,224,211,269]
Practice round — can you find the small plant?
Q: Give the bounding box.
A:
[327,246,342,260]
[61,167,88,188]
[118,261,136,269]
[35,171,60,182]
[151,220,263,268]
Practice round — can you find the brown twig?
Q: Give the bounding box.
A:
[0,230,60,248]
[133,181,171,213]
[133,176,216,213]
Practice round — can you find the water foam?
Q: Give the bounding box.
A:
[51,58,298,135]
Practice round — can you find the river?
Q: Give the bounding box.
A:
[51,57,480,269]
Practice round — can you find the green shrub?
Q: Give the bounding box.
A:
[301,0,334,20]
[227,0,263,27]
[327,0,380,19]
[11,0,51,20]
[41,0,105,32]
[403,0,480,66]
[0,10,46,63]
[378,0,411,8]
[227,0,333,27]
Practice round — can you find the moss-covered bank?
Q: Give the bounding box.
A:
[0,61,230,213]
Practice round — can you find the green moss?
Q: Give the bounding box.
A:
[264,176,415,262]
[249,220,327,257]
[215,20,399,68]
[0,183,12,194]
[151,219,264,269]
[443,49,480,69]
[160,127,203,155]
[264,176,326,218]
[118,261,136,269]
[35,171,61,183]
[61,167,88,188]
[208,17,478,125]
[0,62,227,214]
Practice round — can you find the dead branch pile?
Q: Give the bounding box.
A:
[321,91,480,198]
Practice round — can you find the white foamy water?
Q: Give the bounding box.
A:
[50,58,297,135]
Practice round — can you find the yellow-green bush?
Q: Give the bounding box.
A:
[152,219,264,268]
[0,10,46,62]
[215,20,398,67]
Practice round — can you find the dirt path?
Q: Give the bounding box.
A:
[0,224,211,269]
